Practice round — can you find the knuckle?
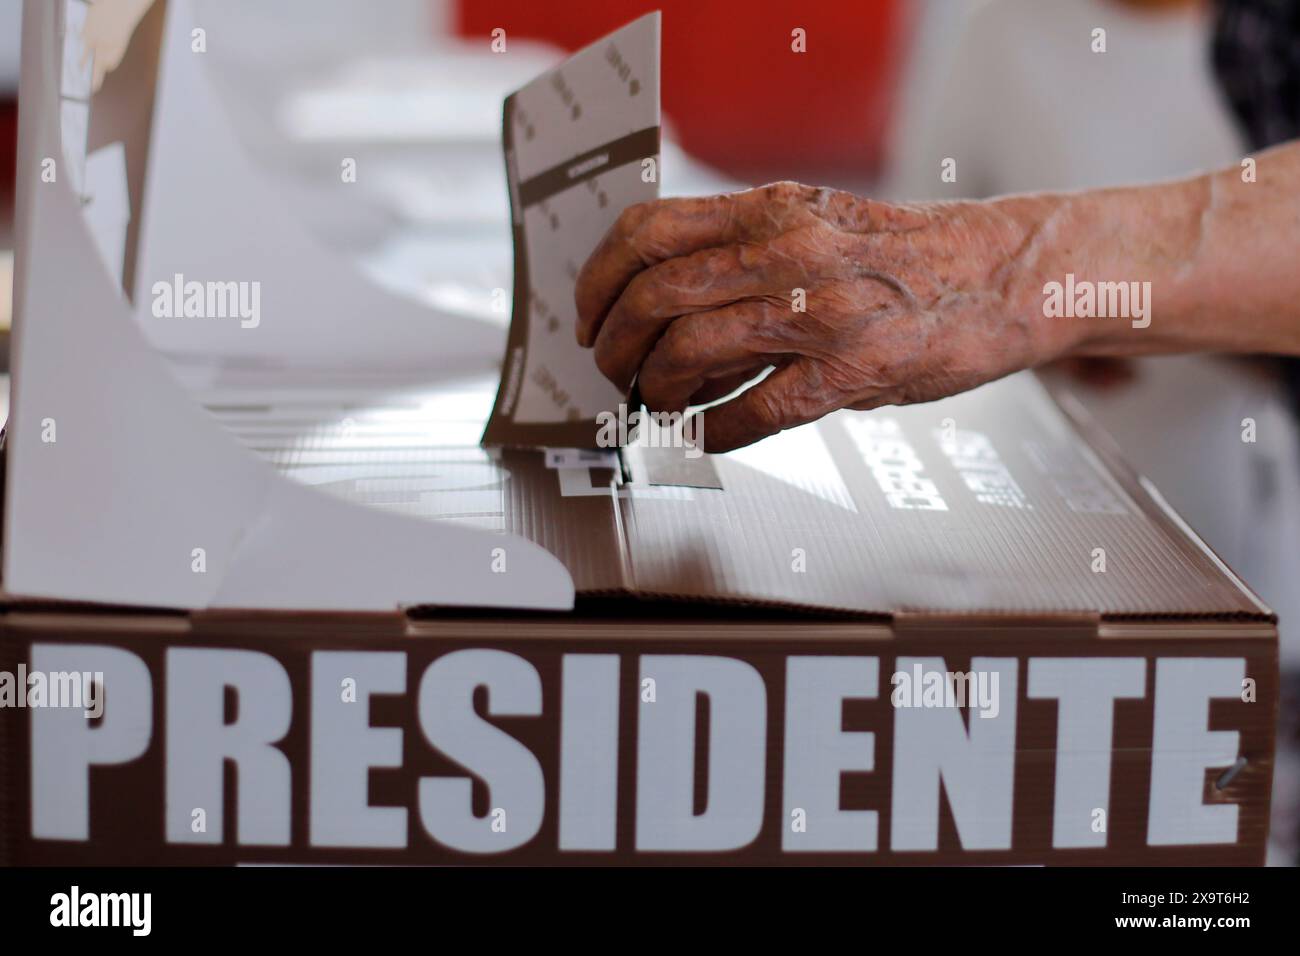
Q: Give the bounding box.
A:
[573,265,598,312]
[615,201,651,236]
[747,386,787,429]
[638,372,678,413]
[618,201,661,248]
[758,180,817,207]
[658,322,703,370]
[636,368,664,406]
[627,261,690,320]
[622,273,659,319]
[593,339,623,385]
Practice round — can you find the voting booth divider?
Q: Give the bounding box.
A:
[0,1,1279,864]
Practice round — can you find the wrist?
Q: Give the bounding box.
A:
[993,180,1205,360]
[985,192,1097,363]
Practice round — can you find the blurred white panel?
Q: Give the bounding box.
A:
[60,0,93,100]
[357,231,511,324]
[83,141,131,286]
[58,98,89,197]
[278,46,561,144]
[0,0,19,91]
[885,0,1241,199]
[0,251,13,331]
[193,0,442,67]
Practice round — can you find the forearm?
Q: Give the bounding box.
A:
[573,155,1300,450]
[997,139,1300,359]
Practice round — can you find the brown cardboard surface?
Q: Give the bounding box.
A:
[490,373,1273,620]
[183,364,1274,622]
[0,336,1280,867]
[2,3,1279,866]
[0,609,1277,865]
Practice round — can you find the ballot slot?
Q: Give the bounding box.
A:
[621,442,723,490]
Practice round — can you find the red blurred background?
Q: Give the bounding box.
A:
[456,0,911,184]
[0,2,912,240]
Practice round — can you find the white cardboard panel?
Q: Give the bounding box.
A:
[132,0,505,370]
[4,0,574,612]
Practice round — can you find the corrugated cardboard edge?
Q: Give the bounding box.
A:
[0,380,1282,627]
[1047,383,1276,624]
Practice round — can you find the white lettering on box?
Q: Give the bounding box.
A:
[843,417,948,511]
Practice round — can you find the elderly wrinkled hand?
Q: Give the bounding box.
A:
[574,182,1073,452]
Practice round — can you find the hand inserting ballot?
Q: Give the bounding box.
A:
[574,182,1077,452]
[574,150,1300,452]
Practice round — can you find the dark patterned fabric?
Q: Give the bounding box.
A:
[1213,0,1300,148]
[1212,0,1300,412]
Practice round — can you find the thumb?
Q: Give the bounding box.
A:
[698,360,847,453]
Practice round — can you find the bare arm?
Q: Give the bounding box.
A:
[1013,139,1300,357]
[574,140,1300,452]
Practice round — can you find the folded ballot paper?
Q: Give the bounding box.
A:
[482,12,661,449]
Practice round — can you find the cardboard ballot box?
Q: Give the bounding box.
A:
[0,613,1279,866]
[0,3,1278,864]
[0,374,1280,865]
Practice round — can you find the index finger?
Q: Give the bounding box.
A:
[575,192,748,347]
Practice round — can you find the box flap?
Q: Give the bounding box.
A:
[174,361,1274,623]
[525,372,1270,621]
[613,373,1273,619]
